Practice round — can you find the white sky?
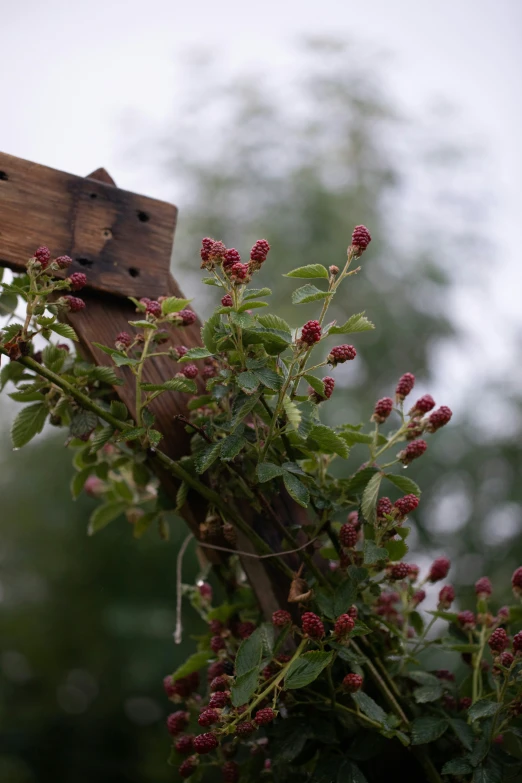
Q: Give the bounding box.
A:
[1,0,521,409]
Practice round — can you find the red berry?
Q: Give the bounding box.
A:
[394,494,419,518]
[209,620,223,635]
[413,589,426,606]
[334,614,355,637]
[211,636,225,653]
[426,406,452,432]
[435,669,455,681]
[198,708,220,727]
[459,697,472,711]
[499,651,515,666]
[395,373,415,401]
[351,225,371,253]
[179,309,197,326]
[64,295,86,312]
[167,711,190,736]
[514,632,522,654]
[438,585,455,609]
[301,612,325,639]
[398,439,427,465]
[236,721,256,737]
[175,345,188,358]
[340,523,358,549]
[428,557,451,583]
[512,566,522,597]
[300,320,322,345]
[35,246,51,267]
[210,675,228,691]
[389,563,410,581]
[254,707,275,726]
[207,661,225,682]
[222,760,240,783]
[209,241,226,261]
[193,733,218,754]
[221,294,233,307]
[179,758,198,778]
[209,691,229,709]
[68,272,87,291]
[250,239,270,263]
[347,605,358,619]
[327,344,357,366]
[457,610,475,630]
[410,394,435,415]
[493,735,504,745]
[497,606,510,622]
[176,735,194,754]
[144,300,161,317]
[489,628,509,652]
[272,610,292,627]
[408,564,420,581]
[475,577,492,598]
[343,673,363,692]
[373,397,394,423]
[115,331,132,348]
[55,255,72,269]
[377,497,393,518]
[200,237,215,263]
[229,262,249,282]
[222,248,241,270]
[237,621,256,639]
[323,376,335,399]
[182,364,199,379]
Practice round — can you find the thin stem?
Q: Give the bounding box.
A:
[472,624,487,705]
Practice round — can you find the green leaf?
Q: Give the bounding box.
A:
[140,378,197,393]
[236,628,264,676]
[89,427,114,452]
[361,472,383,525]
[315,590,336,619]
[408,671,441,686]
[329,312,375,335]
[11,403,48,448]
[230,311,255,329]
[194,442,222,474]
[449,718,475,751]
[244,287,271,300]
[351,692,387,725]
[70,410,98,438]
[442,759,473,775]
[231,668,259,707]
[468,700,499,722]
[338,761,369,783]
[384,473,421,497]
[410,610,424,635]
[9,388,45,402]
[171,650,210,681]
[334,579,357,616]
[188,394,213,411]
[161,296,192,314]
[201,312,220,352]
[0,361,25,390]
[283,471,309,508]
[238,300,269,311]
[285,651,334,689]
[90,366,123,386]
[413,684,443,703]
[88,501,127,535]
[257,313,292,336]
[201,276,221,287]
[110,400,129,421]
[71,467,92,499]
[220,432,246,461]
[253,366,282,390]
[363,540,388,565]
[292,283,332,305]
[230,392,261,432]
[115,426,146,442]
[343,467,379,497]
[308,424,349,458]
[469,735,490,767]
[284,264,329,279]
[256,462,284,483]
[304,374,326,397]
[411,716,448,745]
[128,319,157,329]
[42,343,65,372]
[178,347,213,362]
[50,322,78,341]
[384,538,409,561]
[283,396,302,431]
[237,371,260,394]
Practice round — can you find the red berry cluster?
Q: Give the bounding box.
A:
[55,255,73,269]
[221,294,233,307]
[511,566,522,597]
[457,610,475,630]
[178,309,197,326]
[272,609,292,627]
[222,760,240,782]
[167,710,190,736]
[488,628,509,653]
[327,344,357,366]
[301,612,325,639]
[426,405,452,432]
[393,494,419,518]
[68,272,87,291]
[377,497,393,518]
[115,331,132,349]
[193,732,219,754]
[182,364,199,379]
[398,439,427,465]
[35,246,51,268]
[438,585,455,609]
[340,523,358,549]
[300,320,322,345]
[249,239,271,271]
[63,295,86,312]
[372,397,394,423]
[475,577,492,598]
[351,225,371,254]
[343,673,363,692]
[254,707,276,725]
[223,248,241,270]
[309,376,335,403]
[229,262,250,283]
[410,394,435,415]
[388,562,410,581]
[395,372,415,401]
[334,614,355,637]
[428,557,451,583]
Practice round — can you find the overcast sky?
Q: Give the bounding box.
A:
[1,0,521,411]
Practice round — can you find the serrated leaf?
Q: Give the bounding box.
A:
[89,427,114,452]
[330,312,375,334]
[442,759,473,775]
[11,403,50,447]
[361,472,383,525]
[141,378,197,393]
[231,668,259,707]
[42,343,65,372]
[230,311,255,329]
[201,312,220,352]
[110,400,129,421]
[256,462,284,482]
[334,579,357,616]
[351,692,387,725]
[409,610,424,635]
[236,627,264,676]
[408,671,441,686]
[283,396,302,431]
[449,718,475,751]
[343,467,379,497]
[178,347,213,362]
[133,511,159,539]
[308,424,349,458]
[469,735,490,767]
[292,283,332,305]
[385,473,421,497]
[351,620,371,637]
[220,432,246,461]
[9,388,45,402]
[413,684,443,703]
[315,590,336,619]
[70,409,98,438]
[0,361,25,390]
[468,700,499,722]
[284,264,329,279]
[283,471,309,508]
[161,296,192,314]
[285,651,333,689]
[384,538,409,561]
[304,374,325,397]
[363,540,388,564]
[244,287,272,300]
[70,467,92,499]
[230,392,261,432]
[237,371,260,394]
[238,300,269,311]
[411,716,448,745]
[88,501,127,535]
[194,442,221,474]
[188,394,213,411]
[202,276,221,286]
[171,650,210,681]
[253,366,282,390]
[114,426,146,442]
[128,319,157,329]
[90,366,123,386]
[257,313,292,335]
[112,354,139,367]
[50,322,78,341]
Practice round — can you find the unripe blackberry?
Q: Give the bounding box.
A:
[193,733,218,754]
[68,272,87,291]
[222,760,240,783]
[223,661,235,677]
[237,621,256,639]
[323,376,335,399]
[223,248,241,270]
[459,697,472,711]
[343,673,363,692]
[176,735,194,754]
[221,294,233,307]
[200,237,215,263]
[167,711,190,736]
[428,557,450,583]
[413,589,426,605]
[115,331,132,349]
[210,675,228,692]
[334,614,355,637]
[198,708,220,727]
[408,564,420,581]
[512,632,522,654]
[372,397,394,423]
[398,439,427,465]
[210,635,225,653]
[488,628,509,653]
[209,619,223,635]
[84,475,104,498]
[300,320,322,345]
[329,265,339,275]
[179,758,198,779]
[182,364,199,379]
[394,494,419,518]
[339,523,358,549]
[426,406,452,432]
[209,241,226,261]
[64,295,86,312]
[475,577,492,599]
[438,585,455,609]
[35,246,51,268]
[512,566,522,597]
[500,651,515,667]
[351,225,371,254]
[497,606,510,622]
[207,660,225,681]
[435,669,455,682]
[405,420,424,440]
[55,254,73,269]
[229,262,249,283]
[209,691,230,709]
[250,239,270,263]
[395,373,415,402]
[327,344,357,366]
[377,497,393,518]
[443,694,457,711]
[457,610,476,630]
[389,563,410,581]
[347,605,358,619]
[410,394,435,415]
[179,309,197,326]
[272,610,292,627]
[144,299,161,317]
[254,707,275,725]
[301,612,325,639]
[236,721,256,737]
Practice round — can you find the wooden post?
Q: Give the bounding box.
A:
[0,152,311,618]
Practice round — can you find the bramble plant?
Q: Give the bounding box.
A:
[1,230,521,783]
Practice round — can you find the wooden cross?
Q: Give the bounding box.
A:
[0,151,310,619]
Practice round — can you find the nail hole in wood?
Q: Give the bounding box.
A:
[103,228,112,239]
[0,171,8,181]
[137,210,150,222]
[129,267,140,278]
[90,193,97,199]
[77,257,94,267]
